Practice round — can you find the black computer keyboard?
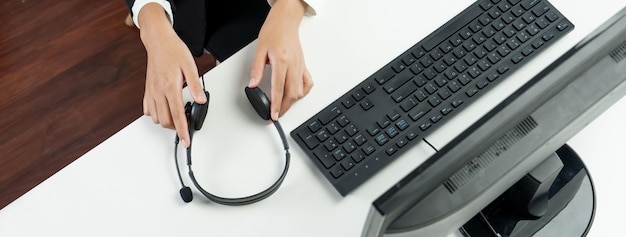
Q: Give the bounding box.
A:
[290,0,574,196]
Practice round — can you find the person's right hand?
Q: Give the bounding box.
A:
[138,3,207,148]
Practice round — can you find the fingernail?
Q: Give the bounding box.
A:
[272,112,279,121]
[248,77,257,87]
[197,91,207,102]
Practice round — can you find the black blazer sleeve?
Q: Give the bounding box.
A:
[125,0,207,57]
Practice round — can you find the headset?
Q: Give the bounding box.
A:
[173,77,290,205]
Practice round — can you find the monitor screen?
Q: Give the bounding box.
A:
[362,6,626,237]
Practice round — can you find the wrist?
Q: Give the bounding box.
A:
[274,0,307,11]
[138,3,175,50]
[271,0,306,27]
[275,0,306,15]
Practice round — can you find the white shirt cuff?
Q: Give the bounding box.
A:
[131,0,174,28]
[266,0,321,16]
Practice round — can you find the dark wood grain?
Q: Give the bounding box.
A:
[0,0,216,209]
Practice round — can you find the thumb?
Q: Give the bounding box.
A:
[249,50,267,88]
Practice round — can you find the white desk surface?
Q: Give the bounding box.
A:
[2,0,625,236]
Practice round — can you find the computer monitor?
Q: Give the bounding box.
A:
[362,6,626,237]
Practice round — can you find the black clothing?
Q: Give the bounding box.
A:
[125,0,270,61]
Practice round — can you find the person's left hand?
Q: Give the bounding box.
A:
[248,0,313,121]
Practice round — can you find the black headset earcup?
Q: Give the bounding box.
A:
[190,91,210,130]
[185,102,193,118]
[245,87,272,121]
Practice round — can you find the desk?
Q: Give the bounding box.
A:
[1,0,625,236]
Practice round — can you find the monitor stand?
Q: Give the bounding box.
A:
[381,143,595,237]
[460,144,595,237]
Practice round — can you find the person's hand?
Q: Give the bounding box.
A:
[249,0,313,121]
[138,3,207,148]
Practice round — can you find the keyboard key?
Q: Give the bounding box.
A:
[323,139,338,151]
[545,11,559,22]
[337,115,350,127]
[307,121,322,133]
[377,118,391,129]
[299,133,319,149]
[466,87,479,97]
[522,12,536,24]
[329,166,344,178]
[406,128,419,140]
[385,146,398,156]
[414,89,428,102]
[497,66,510,74]
[536,18,549,29]
[396,119,409,130]
[352,152,366,163]
[315,130,330,142]
[332,149,347,161]
[396,138,408,148]
[319,106,342,125]
[430,114,443,123]
[367,125,380,136]
[401,54,416,66]
[391,62,406,73]
[375,134,389,146]
[476,79,489,89]
[342,141,357,153]
[313,147,335,168]
[363,82,376,94]
[375,68,395,85]
[479,1,493,10]
[521,0,540,10]
[341,159,355,171]
[400,98,417,112]
[384,70,413,93]
[342,97,356,109]
[345,124,358,136]
[388,110,401,121]
[409,104,431,121]
[557,21,570,31]
[502,14,515,27]
[512,53,525,63]
[458,74,471,85]
[335,132,349,144]
[452,98,464,108]
[360,99,374,110]
[412,49,426,59]
[362,143,376,155]
[353,134,367,146]
[353,90,366,101]
[448,80,462,92]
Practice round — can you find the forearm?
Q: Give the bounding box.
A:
[268,0,321,16]
[270,0,307,31]
[138,3,177,52]
[128,0,174,28]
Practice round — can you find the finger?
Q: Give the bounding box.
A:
[156,95,174,129]
[249,49,268,88]
[279,67,303,116]
[182,66,205,104]
[167,93,191,148]
[143,96,150,115]
[270,62,287,121]
[148,97,160,124]
[303,68,314,96]
[279,95,294,117]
